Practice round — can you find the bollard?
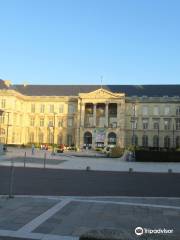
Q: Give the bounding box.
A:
[44,152,46,169]
[8,159,15,198]
[129,168,133,173]
[168,169,173,173]
[24,152,26,168]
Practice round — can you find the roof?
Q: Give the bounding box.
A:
[0,80,180,97]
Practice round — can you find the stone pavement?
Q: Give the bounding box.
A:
[1,147,180,173]
[0,196,180,239]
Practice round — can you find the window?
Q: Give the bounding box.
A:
[131,135,138,145]
[67,134,73,146]
[20,115,23,125]
[29,132,34,143]
[40,104,45,113]
[49,104,54,113]
[164,136,170,148]
[67,118,73,127]
[153,135,159,147]
[153,106,159,116]
[142,135,148,147]
[48,119,53,127]
[176,118,180,130]
[31,104,35,113]
[142,106,148,116]
[142,119,148,129]
[48,132,53,144]
[58,119,63,127]
[12,132,15,143]
[164,119,171,130]
[13,114,17,125]
[0,128,5,134]
[59,104,64,113]
[131,118,137,129]
[108,132,117,145]
[57,133,63,144]
[30,117,35,126]
[0,115,5,124]
[1,99,6,108]
[68,104,75,114]
[164,106,170,115]
[176,136,180,148]
[176,106,180,116]
[153,121,159,130]
[131,104,137,116]
[40,118,44,127]
[39,132,44,143]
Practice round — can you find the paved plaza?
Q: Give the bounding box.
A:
[0,196,180,239]
[0,147,180,173]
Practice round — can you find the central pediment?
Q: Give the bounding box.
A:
[79,88,124,99]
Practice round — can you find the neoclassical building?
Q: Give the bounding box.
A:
[0,79,180,149]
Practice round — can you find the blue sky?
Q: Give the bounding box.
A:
[0,0,180,85]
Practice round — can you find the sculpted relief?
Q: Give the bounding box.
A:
[79,88,124,100]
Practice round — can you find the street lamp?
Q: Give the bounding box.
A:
[131,103,136,146]
[52,112,57,155]
[0,110,10,150]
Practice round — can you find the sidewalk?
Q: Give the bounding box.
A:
[0,147,180,173]
[0,195,179,239]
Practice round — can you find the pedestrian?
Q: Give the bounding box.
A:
[31,144,35,155]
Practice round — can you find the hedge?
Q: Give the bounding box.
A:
[135,150,180,162]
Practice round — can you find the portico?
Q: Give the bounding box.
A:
[77,88,125,149]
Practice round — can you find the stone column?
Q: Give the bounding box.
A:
[105,102,109,127]
[81,103,85,127]
[93,104,96,127]
[117,103,121,127]
[76,100,81,149]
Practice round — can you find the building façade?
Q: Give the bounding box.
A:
[0,79,180,149]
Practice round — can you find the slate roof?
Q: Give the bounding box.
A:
[0,79,180,97]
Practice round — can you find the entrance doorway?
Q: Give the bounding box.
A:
[84,132,92,148]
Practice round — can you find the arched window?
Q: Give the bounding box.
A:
[39,132,44,143]
[108,132,116,145]
[29,132,34,143]
[131,135,138,146]
[176,136,180,148]
[84,132,92,145]
[0,128,5,135]
[142,135,148,147]
[153,135,159,147]
[164,136,170,148]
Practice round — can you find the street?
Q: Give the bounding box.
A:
[0,166,180,197]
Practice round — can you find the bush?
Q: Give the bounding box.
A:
[110,147,124,158]
[95,148,102,152]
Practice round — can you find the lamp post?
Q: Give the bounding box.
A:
[131,103,136,146]
[0,110,10,150]
[157,122,160,150]
[52,112,57,155]
[173,123,175,149]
